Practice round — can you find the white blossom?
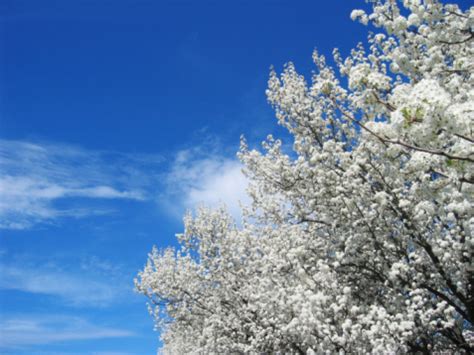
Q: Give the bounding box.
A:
[136,1,474,353]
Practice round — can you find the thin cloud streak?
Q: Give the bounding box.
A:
[0,315,134,349]
[0,139,162,229]
[0,261,130,307]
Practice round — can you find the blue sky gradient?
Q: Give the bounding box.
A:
[1,0,470,353]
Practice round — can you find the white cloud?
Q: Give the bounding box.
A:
[0,138,251,228]
[0,315,134,349]
[0,139,162,229]
[0,261,129,306]
[162,146,250,219]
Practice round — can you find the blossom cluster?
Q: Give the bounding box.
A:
[136,1,473,353]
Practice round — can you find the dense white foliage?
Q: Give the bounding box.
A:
[136,1,474,353]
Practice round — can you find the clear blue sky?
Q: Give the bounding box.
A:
[0,0,469,354]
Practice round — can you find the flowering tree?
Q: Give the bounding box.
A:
[136,0,473,353]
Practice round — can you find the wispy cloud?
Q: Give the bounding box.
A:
[0,137,251,228]
[0,259,130,307]
[0,315,134,350]
[161,144,249,219]
[0,139,162,229]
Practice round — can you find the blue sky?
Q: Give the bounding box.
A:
[0,0,470,354]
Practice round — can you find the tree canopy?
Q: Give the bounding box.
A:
[136,0,474,353]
